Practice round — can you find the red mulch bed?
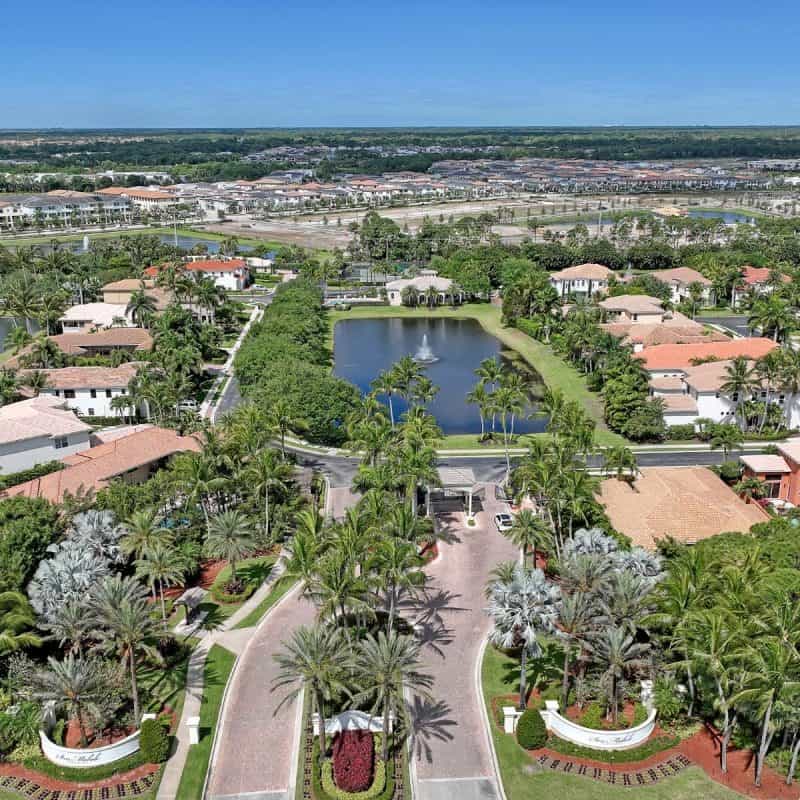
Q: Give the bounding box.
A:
[0,762,158,791]
[564,700,639,728]
[677,725,797,799]
[64,719,136,749]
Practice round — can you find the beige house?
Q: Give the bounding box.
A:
[549,263,613,299]
[598,295,667,324]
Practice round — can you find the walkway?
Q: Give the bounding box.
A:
[409,485,516,800]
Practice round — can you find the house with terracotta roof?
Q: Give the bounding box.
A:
[102,279,173,311]
[647,267,714,306]
[602,319,728,353]
[598,294,667,324]
[145,258,251,291]
[598,466,768,550]
[740,439,800,509]
[637,337,777,377]
[0,396,93,473]
[549,263,613,299]
[32,363,142,418]
[732,265,791,308]
[96,186,178,211]
[59,302,133,331]
[1,426,200,505]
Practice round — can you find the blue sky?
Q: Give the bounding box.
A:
[2,0,800,128]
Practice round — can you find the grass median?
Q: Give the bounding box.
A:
[175,644,236,800]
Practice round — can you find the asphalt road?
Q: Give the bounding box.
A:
[703,315,751,337]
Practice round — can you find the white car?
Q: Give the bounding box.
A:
[494,513,514,532]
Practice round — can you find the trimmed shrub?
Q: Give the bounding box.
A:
[139,718,170,763]
[313,734,393,800]
[578,702,605,730]
[322,759,386,800]
[516,708,547,750]
[332,730,374,793]
[665,424,696,441]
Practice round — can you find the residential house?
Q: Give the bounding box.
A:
[1,425,200,504]
[598,294,668,324]
[598,466,767,549]
[101,279,172,311]
[33,363,141,418]
[732,265,791,308]
[647,267,715,306]
[7,328,152,368]
[549,263,613,299]
[602,319,728,353]
[385,272,460,306]
[638,338,777,378]
[96,186,178,212]
[0,396,93,473]
[145,258,251,292]
[740,439,800,507]
[59,302,132,331]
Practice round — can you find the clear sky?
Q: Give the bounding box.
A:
[3,0,800,128]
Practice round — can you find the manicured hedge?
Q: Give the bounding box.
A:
[546,733,680,763]
[516,708,547,750]
[23,750,148,782]
[139,717,170,763]
[332,730,374,792]
[313,734,394,800]
[0,461,64,491]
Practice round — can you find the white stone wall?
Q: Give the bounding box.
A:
[40,387,134,418]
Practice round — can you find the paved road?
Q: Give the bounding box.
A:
[217,376,243,419]
[207,587,317,800]
[410,486,516,800]
[703,315,751,337]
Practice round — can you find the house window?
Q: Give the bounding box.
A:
[53,436,69,449]
[732,392,739,402]
[88,408,95,416]
[64,390,75,399]
[106,389,112,398]
[90,389,97,398]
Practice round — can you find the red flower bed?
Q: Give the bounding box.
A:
[332,730,374,792]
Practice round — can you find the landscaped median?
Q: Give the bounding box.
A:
[480,643,744,800]
[174,644,236,800]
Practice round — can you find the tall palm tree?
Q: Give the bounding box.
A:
[30,655,106,747]
[505,509,553,567]
[267,398,307,459]
[709,423,744,461]
[748,294,795,342]
[312,549,370,624]
[352,630,433,761]
[369,537,425,633]
[487,565,561,710]
[392,441,439,516]
[0,591,41,656]
[135,542,186,625]
[273,623,351,765]
[121,508,169,560]
[371,369,399,428]
[205,510,256,588]
[126,289,157,328]
[720,357,757,430]
[277,517,327,598]
[602,445,638,482]
[91,577,161,724]
[466,381,490,440]
[244,448,292,544]
[584,626,650,724]
[557,591,595,708]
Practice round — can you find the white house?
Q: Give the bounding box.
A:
[647,267,715,306]
[34,363,142,418]
[385,272,459,306]
[59,303,132,332]
[0,396,93,473]
[145,259,251,292]
[549,263,613,299]
[731,265,791,309]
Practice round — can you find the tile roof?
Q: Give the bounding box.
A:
[649,376,686,391]
[599,294,665,314]
[599,467,768,549]
[0,396,92,445]
[1,426,200,504]
[59,303,131,327]
[51,328,153,353]
[649,267,712,286]
[740,454,791,474]
[682,360,737,392]
[102,279,156,291]
[34,362,141,390]
[741,265,790,285]
[777,438,800,465]
[637,338,777,371]
[661,394,697,413]
[550,263,614,281]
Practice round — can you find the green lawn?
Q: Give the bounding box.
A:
[328,304,625,447]
[175,644,236,800]
[480,644,744,800]
[233,577,294,629]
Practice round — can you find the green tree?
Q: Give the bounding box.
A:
[505,509,553,567]
[205,510,256,589]
[0,591,41,656]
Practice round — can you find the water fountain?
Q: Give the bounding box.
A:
[413,333,439,364]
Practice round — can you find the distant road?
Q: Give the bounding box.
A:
[703,315,751,337]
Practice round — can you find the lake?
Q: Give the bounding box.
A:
[687,210,756,224]
[333,317,547,435]
[2,233,253,254]
[0,317,39,351]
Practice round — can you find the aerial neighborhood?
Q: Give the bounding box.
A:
[1,122,800,800]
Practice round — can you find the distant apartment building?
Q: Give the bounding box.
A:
[0,190,130,229]
[96,186,179,212]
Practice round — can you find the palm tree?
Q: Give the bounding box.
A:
[135,542,186,625]
[351,630,433,761]
[505,509,553,567]
[487,565,561,710]
[6,326,31,354]
[40,600,91,655]
[748,294,795,342]
[369,537,425,633]
[121,508,169,560]
[475,358,503,432]
[244,449,292,544]
[466,381,490,440]
[20,368,48,397]
[277,516,327,598]
[273,623,351,765]
[205,510,256,589]
[584,626,650,724]
[392,441,439,516]
[25,336,63,369]
[720,357,757,430]
[30,655,106,747]
[709,423,744,462]
[0,591,41,656]
[557,592,595,708]
[0,369,17,406]
[602,445,638,482]
[126,289,157,328]
[371,369,399,428]
[267,398,307,459]
[171,452,225,531]
[91,577,161,724]
[733,475,767,503]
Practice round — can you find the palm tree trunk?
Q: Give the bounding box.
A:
[518,647,527,711]
[787,730,800,785]
[755,700,774,787]
[130,649,140,723]
[316,689,328,761]
[561,646,571,709]
[388,395,395,428]
[160,579,167,625]
[383,700,391,762]
[76,705,89,748]
[265,487,270,543]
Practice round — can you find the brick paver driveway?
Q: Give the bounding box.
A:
[409,485,516,800]
[207,587,317,800]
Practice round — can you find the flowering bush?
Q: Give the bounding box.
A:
[332,730,374,793]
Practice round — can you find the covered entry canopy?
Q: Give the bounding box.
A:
[432,466,482,518]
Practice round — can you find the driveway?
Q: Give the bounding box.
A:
[409,485,516,800]
[206,587,316,800]
[703,315,751,337]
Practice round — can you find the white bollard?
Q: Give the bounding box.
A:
[542,700,560,732]
[640,680,655,713]
[502,707,518,734]
[187,716,201,745]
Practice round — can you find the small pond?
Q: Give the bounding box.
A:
[333,317,547,435]
[687,210,756,224]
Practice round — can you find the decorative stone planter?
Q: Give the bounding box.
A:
[312,709,393,736]
[39,713,156,768]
